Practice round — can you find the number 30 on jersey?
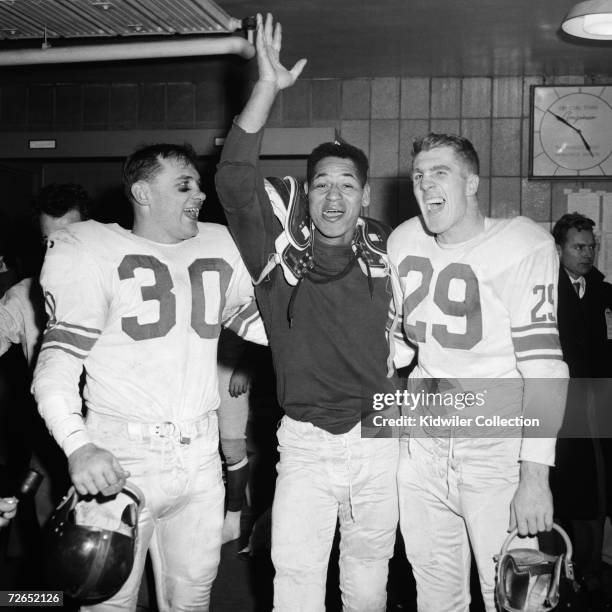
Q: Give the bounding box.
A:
[118,254,231,341]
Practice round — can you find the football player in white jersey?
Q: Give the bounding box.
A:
[388,133,568,612]
[32,143,266,611]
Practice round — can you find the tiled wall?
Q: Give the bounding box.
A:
[2,73,612,228]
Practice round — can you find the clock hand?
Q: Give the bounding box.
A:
[548,110,576,130]
[577,131,595,157]
[547,110,595,157]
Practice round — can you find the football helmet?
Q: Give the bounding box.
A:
[44,483,144,603]
[495,523,575,612]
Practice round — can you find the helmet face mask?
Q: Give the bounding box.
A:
[44,484,144,604]
[495,523,575,612]
[497,549,563,611]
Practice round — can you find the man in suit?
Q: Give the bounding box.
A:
[551,212,612,606]
[553,212,612,378]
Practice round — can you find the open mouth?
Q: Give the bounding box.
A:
[183,207,200,220]
[425,197,446,213]
[322,208,344,221]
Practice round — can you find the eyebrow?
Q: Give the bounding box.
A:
[174,174,198,182]
[313,170,358,180]
[413,164,452,173]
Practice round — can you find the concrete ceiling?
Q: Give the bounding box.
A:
[0,0,610,78]
[221,0,612,78]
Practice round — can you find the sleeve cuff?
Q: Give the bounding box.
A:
[62,429,93,457]
[36,395,90,457]
[519,437,556,466]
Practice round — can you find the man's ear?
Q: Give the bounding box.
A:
[465,174,479,197]
[131,181,150,207]
[303,181,309,196]
[556,243,562,259]
[361,183,371,208]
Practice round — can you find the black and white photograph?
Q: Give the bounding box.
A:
[1,1,612,610]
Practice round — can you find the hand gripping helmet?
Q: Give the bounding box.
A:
[44,483,145,603]
[495,523,576,612]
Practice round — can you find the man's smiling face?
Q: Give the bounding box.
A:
[306,156,370,246]
[412,145,478,244]
[144,157,205,243]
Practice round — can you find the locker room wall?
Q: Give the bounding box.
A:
[1,69,612,229]
[0,156,306,245]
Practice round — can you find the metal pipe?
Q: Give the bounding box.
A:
[0,35,255,65]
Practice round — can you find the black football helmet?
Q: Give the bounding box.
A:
[44,483,145,603]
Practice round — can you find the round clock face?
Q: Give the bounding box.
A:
[531,86,612,177]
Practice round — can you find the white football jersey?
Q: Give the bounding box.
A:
[388,216,568,463]
[32,220,265,455]
[389,216,565,378]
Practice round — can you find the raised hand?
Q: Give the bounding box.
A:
[255,13,307,91]
[236,13,307,132]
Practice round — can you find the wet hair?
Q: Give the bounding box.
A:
[33,183,90,219]
[552,212,596,246]
[412,132,480,175]
[122,143,199,203]
[306,141,369,187]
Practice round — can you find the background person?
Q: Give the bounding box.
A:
[550,212,612,606]
[217,327,254,544]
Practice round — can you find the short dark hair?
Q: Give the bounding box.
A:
[123,143,200,203]
[33,183,90,219]
[552,212,596,246]
[412,133,480,175]
[306,141,369,187]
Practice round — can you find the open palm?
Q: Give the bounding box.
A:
[256,13,306,91]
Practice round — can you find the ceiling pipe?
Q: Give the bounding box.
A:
[0,35,255,66]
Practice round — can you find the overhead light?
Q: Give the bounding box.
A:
[562,0,612,39]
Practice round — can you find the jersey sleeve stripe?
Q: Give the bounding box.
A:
[42,328,99,351]
[39,344,87,360]
[512,333,561,353]
[225,301,261,337]
[51,320,102,335]
[511,322,558,333]
[516,353,564,362]
[225,300,258,326]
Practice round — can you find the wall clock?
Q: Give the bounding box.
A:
[529,85,612,179]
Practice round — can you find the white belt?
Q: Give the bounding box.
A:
[87,411,214,446]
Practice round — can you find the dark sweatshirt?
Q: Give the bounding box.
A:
[215,123,399,435]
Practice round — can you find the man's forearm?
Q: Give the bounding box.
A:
[519,369,568,465]
[236,81,279,134]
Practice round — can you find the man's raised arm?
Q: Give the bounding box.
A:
[215,13,306,281]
